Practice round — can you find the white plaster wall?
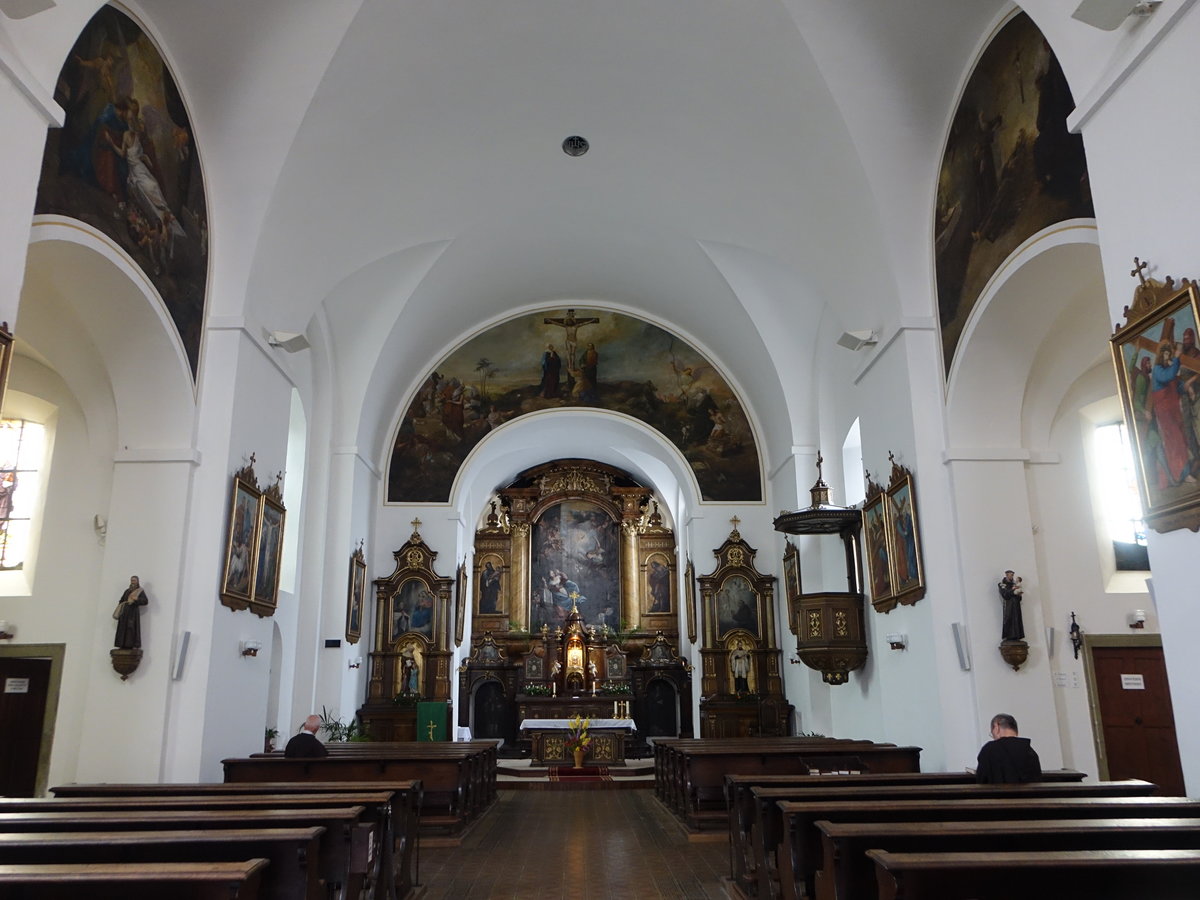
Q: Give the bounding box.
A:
[1071,1,1200,793]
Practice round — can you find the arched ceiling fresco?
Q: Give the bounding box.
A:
[387,307,762,503]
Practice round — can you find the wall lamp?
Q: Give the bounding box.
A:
[1069,612,1084,659]
[240,640,262,657]
[836,330,878,351]
[1071,0,1160,31]
[267,331,310,353]
[885,632,907,651]
[1128,609,1146,629]
[0,620,13,640]
[348,657,364,669]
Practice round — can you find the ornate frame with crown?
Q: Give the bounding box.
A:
[219,455,287,617]
[863,455,925,613]
[1111,259,1200,534]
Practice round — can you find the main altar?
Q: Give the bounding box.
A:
[458,460,693,757]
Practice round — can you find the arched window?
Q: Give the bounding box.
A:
[1093,421,1148,571]
[0,417,49,573]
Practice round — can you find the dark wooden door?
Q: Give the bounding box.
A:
[0,657,52,797]
[472,681,514,743]
[640,679,678,737]
[1092,644,1185,796]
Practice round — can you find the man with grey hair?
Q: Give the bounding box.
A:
[976,713,1041,783]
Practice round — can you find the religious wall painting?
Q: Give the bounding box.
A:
[220,467,260,611]
[524,644,546,679]
[935,13,1094,374]
[862,492,895,607]
[530,499,619,632]
[37,5,209,377]
[716,573,759,639]
[454,560,468,647]
[475,553,506,616]
[1112,270,1200,533]
[782,540,801,636]
[391,577,436,641]
[642,552,674,616]
[684,558,697,643]
[251,491,285,615]
[346,542,366,645]
[387,307,762,503]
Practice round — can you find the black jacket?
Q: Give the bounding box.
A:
[976,735,1041,783]
[283,731,328,758]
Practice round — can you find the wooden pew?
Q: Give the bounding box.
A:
[867,848,1200,900]
[0,807,374,900]
[653,738,923,830]
[753,779,1157,899]
[776,794,1200,900]
[0,828,322,900]
[224,744,495,834]
[49,781,421,899]
[5,792,403,900]
[724,770,1087,896]
[819,817,1200,900]
[0,858,270,899]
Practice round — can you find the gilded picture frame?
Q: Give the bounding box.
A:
[474,552,506,618]
[862,490,895,611]
[250,493,285,617]
[1111,278,1200,533]
[220,473,261,612]
[685,558,697,643]
[642,551,674,616]
[782,540,801,636]
[454,560,468,648]
[346,543,366,645]
[0,322,13,417]
[886,471,926,607]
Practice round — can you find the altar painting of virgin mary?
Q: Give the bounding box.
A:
[530,500,619,631]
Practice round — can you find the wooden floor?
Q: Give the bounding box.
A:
[419,789,728,898]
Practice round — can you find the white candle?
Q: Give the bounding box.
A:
[552,683,557,696]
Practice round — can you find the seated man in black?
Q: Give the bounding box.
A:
[976,712,1041,783]
[284,714,329,758]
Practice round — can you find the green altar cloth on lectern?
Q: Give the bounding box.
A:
[417,701,447,741]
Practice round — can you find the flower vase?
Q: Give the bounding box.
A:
[572,747,584,769]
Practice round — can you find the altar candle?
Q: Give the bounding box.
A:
[552,683,557,696]
[592,684,596,696]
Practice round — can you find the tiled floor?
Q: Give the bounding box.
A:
[418,789,729,899]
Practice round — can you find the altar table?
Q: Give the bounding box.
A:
[519,719,636,765]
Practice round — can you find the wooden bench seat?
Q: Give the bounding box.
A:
[819,817,1200,900]
[776,794,1200,900]
[0,806,375,900]
[723,770,1086,896]
[0,858,270,899]
[0,828,321,900]
[48,780,422,899]
[867,848,1200,900]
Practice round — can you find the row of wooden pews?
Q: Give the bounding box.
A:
[708,760,1200,900]
[224,740,497,837]
[0,781,422,899]
[654,737,923,832]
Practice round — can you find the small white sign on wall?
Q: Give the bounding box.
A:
[4,678,30,694]
[1120,674,1145,690]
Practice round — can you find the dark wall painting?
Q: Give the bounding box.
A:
[935,13,1093,374]
[36,5,209,377]
[530,500,620,632]
[387,308,762,502]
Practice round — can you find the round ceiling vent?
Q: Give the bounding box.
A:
[562,135,589,157]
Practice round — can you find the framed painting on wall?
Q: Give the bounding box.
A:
[642,551,674,616]
[782,540,801,635]
[862,490,894,611]
[220,471,260,612]
[250,492,285,616]
[475,553,506,617]
[346,542,365,645]
[0,322,13,416]
[455,560,467,647]
[1112,275,1200,533]
[685,558,697,643]
[886,470,925,605]
[715,573,759,639]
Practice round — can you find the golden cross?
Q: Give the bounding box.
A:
[411,518,422,534]
[1131,256,1150,286]
[729,515,741,531]
[426,720,437,741]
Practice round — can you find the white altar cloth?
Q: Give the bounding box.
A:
[519,718,636,731]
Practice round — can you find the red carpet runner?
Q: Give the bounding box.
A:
[548,766,612,782]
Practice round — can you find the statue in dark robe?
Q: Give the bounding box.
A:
[998,570,1024,641]
[114,575,149,649]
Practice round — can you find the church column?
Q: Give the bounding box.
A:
[615,489,647,629]
[503,490,537,632]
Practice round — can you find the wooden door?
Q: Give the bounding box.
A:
[0,656,52,797]
[1090,644,1185,796]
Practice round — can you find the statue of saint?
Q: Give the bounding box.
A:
[114,575,149,649]
[998,570,1025,641]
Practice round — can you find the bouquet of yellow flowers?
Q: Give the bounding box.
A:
[564,715,591,752]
